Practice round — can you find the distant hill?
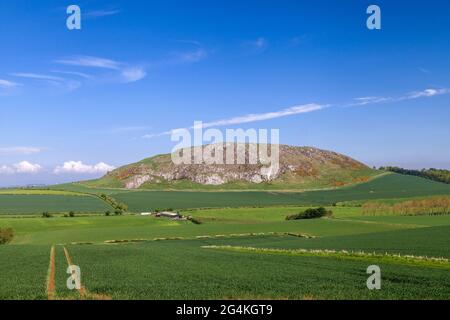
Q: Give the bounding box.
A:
[83,144,379,191]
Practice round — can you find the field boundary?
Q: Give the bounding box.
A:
[202,245,450,269]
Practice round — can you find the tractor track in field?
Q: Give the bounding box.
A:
[46,245,56,300]
[62,246,111,300]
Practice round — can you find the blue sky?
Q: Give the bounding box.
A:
[1,0,450,186]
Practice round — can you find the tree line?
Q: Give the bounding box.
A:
[379,166,450,184]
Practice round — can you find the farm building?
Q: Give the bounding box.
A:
[155,211,183,219]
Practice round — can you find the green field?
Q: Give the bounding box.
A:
[1,173,450,300]
[110,173,450,211]
[0,194,112,215]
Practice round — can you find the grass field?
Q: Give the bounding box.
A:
[0,194,112,215]
[1,173,450,300]
[110,173,450,211]
[1,227,449,300]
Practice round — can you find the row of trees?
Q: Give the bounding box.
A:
[380,166,450,184]
[99,193,128,213]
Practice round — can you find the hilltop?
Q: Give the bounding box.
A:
[82,144,378,191]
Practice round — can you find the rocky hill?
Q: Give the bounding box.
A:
[85,143,378,190]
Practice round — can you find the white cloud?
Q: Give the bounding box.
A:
[0,161,43,175]
[0,147,42,156]
[14,161,42,173]
[0,165,14,175]
[407,88,449,99]
[54,161,115,174]
[121,67,147,83]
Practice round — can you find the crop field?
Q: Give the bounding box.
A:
[1,227,449,300]
[111,174,450,211]
[1,174,450,300]
[0,194,112,215]
[1,206,436,245]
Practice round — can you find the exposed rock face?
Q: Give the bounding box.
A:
[108,144,368,189]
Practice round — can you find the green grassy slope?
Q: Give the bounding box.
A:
[111,173,450,211]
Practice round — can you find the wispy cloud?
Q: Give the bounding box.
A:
[84,9,121,18]
[11,73,64,82]
[51,70,92,79]
[0,79,21,88]
[0,147,43,156]
[11,73,81,91]
[202,104,324,128]
[169,48,209,64]
[350,96,393,106]
[55,55,147,83]
[406,88,449,99]
[143,87,450,139]
[289,35,308,47]
[350,87,450,107]
[0,78,21,95]
[173,39,203,47]
[142,103,326,139]
[55,55,121,70]
[243,37,269,54]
